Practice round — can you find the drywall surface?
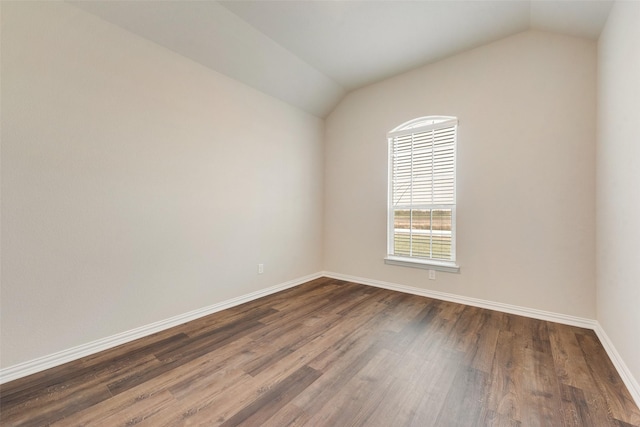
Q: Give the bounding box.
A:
[324,30,597,318]
[597,0,640,391]
[1,2,323,368]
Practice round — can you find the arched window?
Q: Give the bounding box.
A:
[385,116,459,272]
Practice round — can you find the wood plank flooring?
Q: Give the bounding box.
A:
[2,277,639,426]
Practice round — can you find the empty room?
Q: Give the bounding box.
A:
[1,0,639,425]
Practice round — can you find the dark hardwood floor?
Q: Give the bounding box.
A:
[1,277,639,426]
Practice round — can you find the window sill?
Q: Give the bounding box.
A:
[384,256,460,273]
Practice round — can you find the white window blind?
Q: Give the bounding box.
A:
[387,117,457,267]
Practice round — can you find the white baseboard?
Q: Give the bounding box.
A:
[323,271,640,409]
[593,323,640,408]
[3,270,639,411]
[0,272,323,385]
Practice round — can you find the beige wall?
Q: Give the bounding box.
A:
[0,2,324,368]
[597,1,640,388]
[324,30,597,318]
[0,3,611,375]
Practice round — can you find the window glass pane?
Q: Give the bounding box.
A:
[431,209,452,260]
[411,209,430,231]
[394,209,410,230]
[394,232,411,257]
[432,209,451,231]
[411,234,430,258]
[411,209,430,258]
[393,210,410,256]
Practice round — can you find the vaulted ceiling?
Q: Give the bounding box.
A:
[71,1,613,117]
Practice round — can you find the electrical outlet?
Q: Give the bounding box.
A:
[428,269,436,280]
[258,264,264,274]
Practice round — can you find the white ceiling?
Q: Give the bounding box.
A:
[71,1,613,117]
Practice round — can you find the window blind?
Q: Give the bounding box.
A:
[388,117,457,263]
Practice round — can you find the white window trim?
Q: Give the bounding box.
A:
[384,256,460,273]
[386,116,460,273]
